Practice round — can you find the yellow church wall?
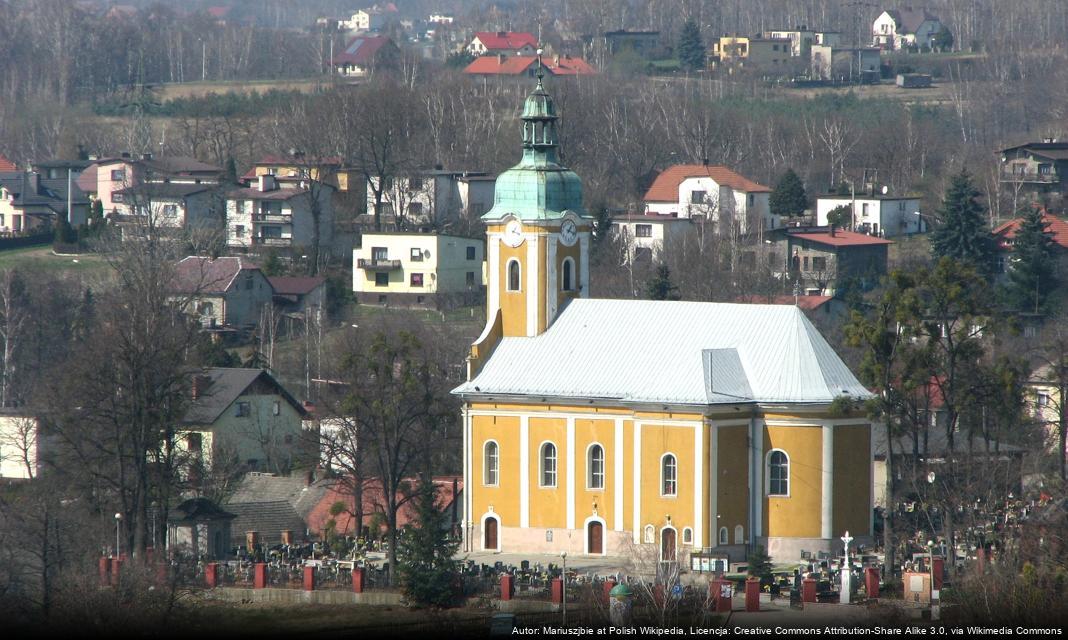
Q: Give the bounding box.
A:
[498,241,528,337]
[763,425,823,539]
[575,418,617,527]
[528,416,568,528]
[716,425,749,542]
[639,423,696,533]
[833,425,872,536]
[472,414,521,526]
[622,420,634,533]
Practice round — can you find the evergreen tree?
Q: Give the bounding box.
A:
[930,171,997,278]
[396,478,460,607]
[646,264,679,300]
[747,546,774,586]
[826,204,851,228]
[1006,207,1056,313]
[769,169,808,218]
[932,26,954,52]
[677,20,706,72]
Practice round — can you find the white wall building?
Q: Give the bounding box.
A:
[642,164,777,235]
[610,213,694,263]
[225,175,335,253]
[872,8,943,50]
[366,170,496,226]
[353,232,484,308]
[815,193,924,237]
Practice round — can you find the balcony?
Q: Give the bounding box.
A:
[1000,171,1060,184]
[250,236,292,247]
[251,212,291,223]
[357,258,402,271]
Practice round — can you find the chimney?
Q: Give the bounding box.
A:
[830,224,837,237]
[497,31,506,37]
[191,374,212,400]
[497,52,506,64]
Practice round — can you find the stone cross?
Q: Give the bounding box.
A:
[840,531,854,604]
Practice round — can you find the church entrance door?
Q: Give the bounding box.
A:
[661,528,676,561]
[484,517,498,550]
[587,521,603,554]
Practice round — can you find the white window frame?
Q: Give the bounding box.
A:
[766,448,790,497]
[586,443,605,490]
[660,453,678,497]
[719,527,728,545]
[561,257,575,292]
[682,527,693,545]
[643,524,656,544]
[484,440,499,486]
[539,441,557,488]
[507,259,522,292]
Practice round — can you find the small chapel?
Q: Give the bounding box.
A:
[452,66,876,563]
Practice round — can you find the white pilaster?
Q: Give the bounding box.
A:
[520,415,530,528]
[487,235,500,316]
[579,232,590,297]
[822,423,835,540]
[614,418,624,532]
[709,423,718,547]
[546,233,558,326]
[633,421,642,543]
[566,416,576,530]
[525,233,540,336]
[693,422,704,548]
[462,406,471,551]
[750,416,763,541]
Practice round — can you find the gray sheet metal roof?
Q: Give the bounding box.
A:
[454,299,872,406]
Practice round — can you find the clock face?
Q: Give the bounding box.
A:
[560,220,578,246]
[503,219,524,248]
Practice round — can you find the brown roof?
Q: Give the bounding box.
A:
[789,229,893,247]
[643,164,771,202]
[463,55,597,76]
[0,155,16,172]
[227,186,306,201]
[171,256,261,294]
[886,8,940,35]
[268,276,326,296]
[993,210,1068,250]
[735,294,833,311]
[332,36,394,66]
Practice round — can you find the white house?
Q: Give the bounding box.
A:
[465,31,538,57]
[225,175,335,254]
[343,7,391,32]
[810,45,882,82]
[764,28,842,57]
[366,170,496,226]
[815,193,924,237]
[642,164,777,235]
[610,213,694,263]
[170,256,275,329]
[872,8,943,50]
[112,182,222,236]
[353,232,484,308]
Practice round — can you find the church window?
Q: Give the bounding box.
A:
[540,442,557,487]
[767,449,789,496]
[734,525,744,544]
[587,444,604,490]
[682,527,693,544]
[484,441,499,486]
[644,524,655,544]
[661,454,677,496]
[719,527,728,545]
[562,258,575,292]
[507,259,521,292]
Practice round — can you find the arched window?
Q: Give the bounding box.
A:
[644,524,656,544]
[484,441,499,486]
[540,442,557,487]
[561,258,574,291]
[661,454,677,496]
[719,527,728,545]
[587,444,604,490]
[767,449,790,496]
[682,527,693,545]
[507,259,521,292]
[734,525,744,544]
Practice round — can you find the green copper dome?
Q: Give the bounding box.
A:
[484,67,588,222]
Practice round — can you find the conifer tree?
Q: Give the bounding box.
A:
[396,477,460,607]
[930,171,997,278]
[769,169,808,218]
[677,20,706,72]
[1006,207,1056,313]
[646,264,679,300]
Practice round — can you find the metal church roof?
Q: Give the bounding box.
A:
[454,299,872,407]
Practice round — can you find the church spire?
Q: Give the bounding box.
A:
[520,48,558,165]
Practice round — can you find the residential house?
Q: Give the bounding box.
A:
[365,169,496,225]
[610,212,693,263]
[342,4,397,32]
[711,35,794,69]
[815,191,924,237]
[170,256,274,329]
[330,35,398,77]
[0,155,16,172]
[31,158,93,182]
[428,14,454,25]
[873,8,943,50]
[465,31,538,57]
[166,497,235,560]
[225,175,335,255]
[992,209,1068,277]
[1028,363,1068,460]
[998,141,1068,199]
[244,154,362,193]
[643,164,776,235]
[768,225,892,296]
[353,232,484,308]
[764,27,841,57]
[0,170,90,233]
[111,182,222,238]
[224,472,332,547]
[181,368,310,475]
[734,293,849,323]
[463,54,597,77]
[811,45,881,82]
[91,154,222,216]
[0,411,41,480]
[268,276,327,318]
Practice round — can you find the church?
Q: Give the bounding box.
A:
[452,68,876,563]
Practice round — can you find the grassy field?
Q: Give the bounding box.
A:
[0,245,113,274]
[153,77,330,101]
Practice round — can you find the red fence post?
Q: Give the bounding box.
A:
[99,557,111,587]
[713,578,733,613]
[500,574,513,601]
[110,557,123,587]
[253,562,267,589]
[801,577,817,605]
[745,577,760,612]
[551,578,564,604]
[603,580,616,605]
[206,562,219,588]
[932,557,944,592]
[352,567,364,593]
[865,567,880,599]
[303,565,315,591]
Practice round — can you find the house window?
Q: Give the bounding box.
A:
[235,225,245,238]
[540,442,557,487]
[408,177,423,190]
[633,247,653,262]
[410,273,424,287]
[466,246,477,260]
[372,247,388,261]
[377,294,387,304]
[635,224,653,238]
[375,272,389,287]
[1038,393,1051,407]
[812,257,827,271]
[587,444,604,490]
[187,433,202,453]
[111,169,125,181]
[466,272,476,286]
[661,454,677,496]
[803,256,810,270]
[407,202,423,216]
[484,441,499,485]
[1039,164,1053,176]
[861,203,869,217]
[690,190,706,204]
[236,401,251,417]
[767,449,789,496]
[748,193,754,207]
[734,525,744,544]
[163,204,178,217]
[507,259,521,291]
[410,248,424,261]
[113,193,125,203]
[561,258,574,291]
[272,401,280,416]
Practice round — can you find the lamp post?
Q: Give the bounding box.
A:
[927,539,938,620]
[114,512,123,558]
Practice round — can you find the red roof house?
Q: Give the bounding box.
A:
[993,209,1068,251]
[0,155,16,172]
[330,36,398,77]
[643,164,771,203]
[466,31,538,56]
[463,54,597,77]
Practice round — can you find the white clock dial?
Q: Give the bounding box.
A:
[560,220,578,246]
[503,219,524,248]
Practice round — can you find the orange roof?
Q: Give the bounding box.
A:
[463,55,597,76]
[735,294,833,311]
[0,154,16,171]
[993,210,1068,250]
[643,164,770,202]
[472,31,537,50]
[790,229,893,247]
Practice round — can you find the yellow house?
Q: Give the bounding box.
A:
[712,36,792,67]
[453,67,876,562]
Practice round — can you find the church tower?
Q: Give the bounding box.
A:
[480,63,593,349]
